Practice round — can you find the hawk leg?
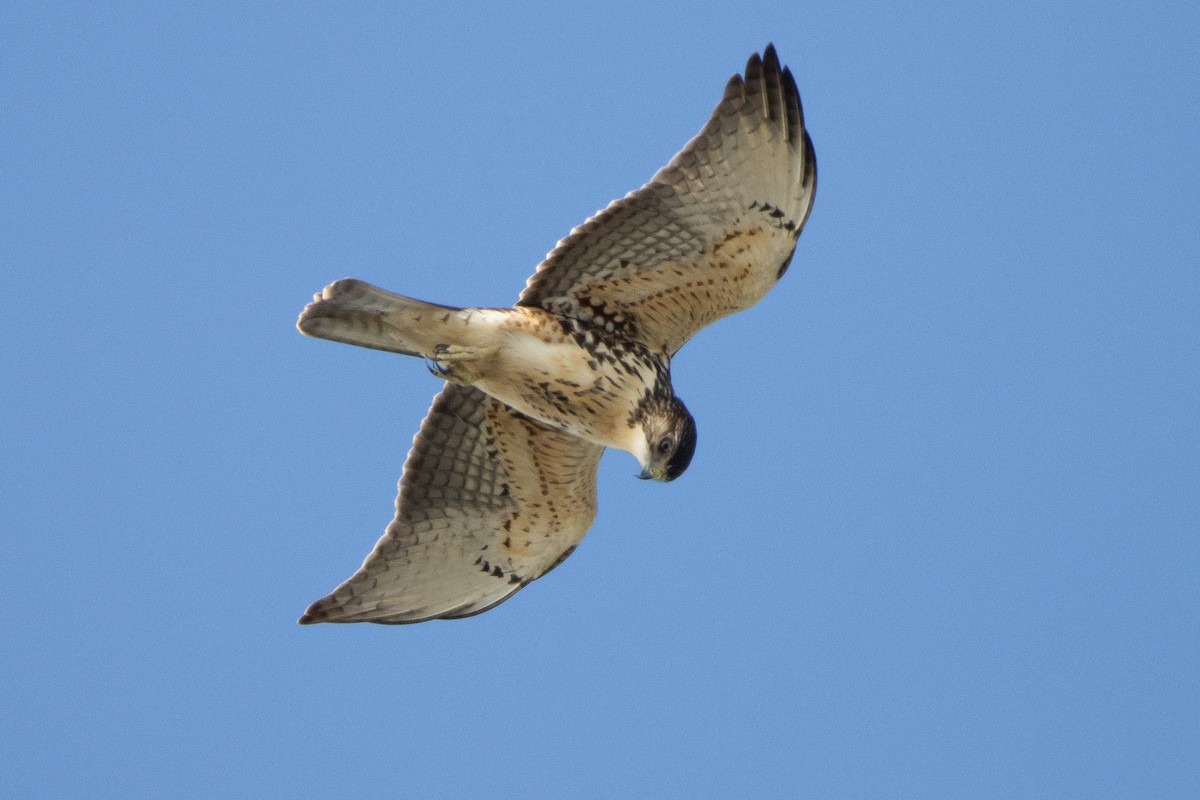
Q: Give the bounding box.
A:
[428,343,501,384]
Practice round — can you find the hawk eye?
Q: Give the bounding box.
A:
[657,436,674,455]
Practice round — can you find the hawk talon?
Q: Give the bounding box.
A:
[428,343,498,384]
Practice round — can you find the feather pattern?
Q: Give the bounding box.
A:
[519,44,816,355]
[298,46,814,623]
[300,385,602,624]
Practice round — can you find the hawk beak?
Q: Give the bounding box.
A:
[636,467,663,481]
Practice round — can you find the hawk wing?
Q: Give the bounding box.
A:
[299,384,603,624]
[518,44,816,356]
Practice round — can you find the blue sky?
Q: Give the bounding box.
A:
[3,2,1198,797]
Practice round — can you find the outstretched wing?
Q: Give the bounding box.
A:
[518,44,816,356]
[300,384,603,624]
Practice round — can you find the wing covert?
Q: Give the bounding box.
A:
[518,44,816,355]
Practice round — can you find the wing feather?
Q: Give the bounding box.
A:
[518,44,816,355]
[299,384,603,624]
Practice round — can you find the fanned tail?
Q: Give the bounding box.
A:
[297,278,462,357]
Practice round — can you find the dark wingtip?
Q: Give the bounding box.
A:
[744,50,764,83]
[762,43,780,71]
[722,72,745,100]
[297,598,330,625]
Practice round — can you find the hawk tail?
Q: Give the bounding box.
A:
[297,278,467,357]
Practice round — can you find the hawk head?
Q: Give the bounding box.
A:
[634,396,697,483]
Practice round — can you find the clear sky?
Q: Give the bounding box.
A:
[3,2,1197,798]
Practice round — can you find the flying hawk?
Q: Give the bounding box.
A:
[297,45,816,624]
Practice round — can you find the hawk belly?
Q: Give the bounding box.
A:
[470,310,667,459]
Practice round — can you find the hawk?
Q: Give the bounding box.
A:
[297,45,816,624]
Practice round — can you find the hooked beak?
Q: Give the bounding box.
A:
[637,467,665,482]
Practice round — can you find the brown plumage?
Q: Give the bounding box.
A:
[298,45,816,624]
